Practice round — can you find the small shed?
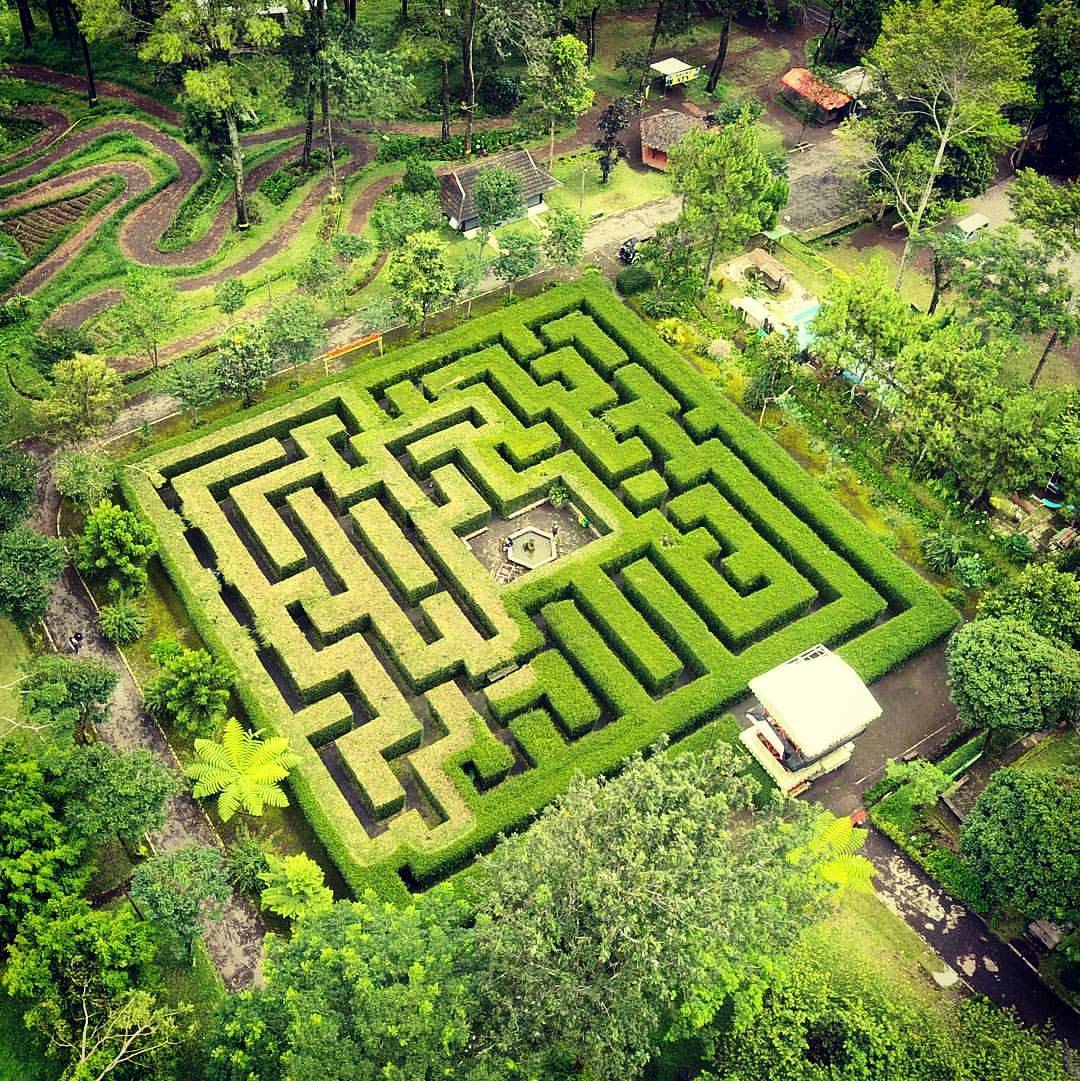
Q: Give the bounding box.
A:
[646,57,701,97]
[639,109,702,170]
[731,295,772,331]
[779,68,853,124]
[745,247,792,292]
[438,149,559,233]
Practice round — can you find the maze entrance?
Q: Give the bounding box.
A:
[128,278,956,900]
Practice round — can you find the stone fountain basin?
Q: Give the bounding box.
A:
[507,526,556,569]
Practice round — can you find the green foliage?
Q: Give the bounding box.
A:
[977,563,1080,647]
[246,892,474,1078]
[17,654,119,748]
[53,450,115,511]
[882,758,950,809]
[594,97,633,185]
[0,524,65,627]
[130,844,230,957]
[520,33,593,167]
[258,852,333,920]
[294,247,339,298]
[468,745,829,1079]
[186,716,301,821]
[157,358,221,425]
[331,232,370,261]
[145,638,234,739]
[946,617,1080,735]
[2,894,173,1080]
[55,742,177,845]
[952,552,990,589]
[811,258,911,388]
[615,263,655,296]
[1009,169,1079,251]
[73,500,157,597]
[0,447,35,532]
[0,743,85,944]
[742,330,799,411]
[215,323,273,407]
[370,190,443,251]
[387,229,456,333]
[261,294,328,379]
[669,109,788,287]
[962,768,1080,922]
[214,278,247,316]
[33,352,124,443]
[919,530,969,574]
[491,230,541,297]
[112,267,181,370]
[204,989,288,1081]
[638,220,706,315]
[373,128,525,162]
[27,327,95,377]
[225,831,270,896]
[473,164,524,240]
[401,154,439,195]
[541,205,587,269]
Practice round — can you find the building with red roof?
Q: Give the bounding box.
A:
[779,68,853,124]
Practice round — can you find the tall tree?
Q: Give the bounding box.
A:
[473,164,524,244]
[946,616,1080,738]
[140,0,288,227]
[521,33,594,169]
[542,205,588,267]
[56,743,177,846]
[112,268,180,370]
[492,230,541,297]
[387,230,456,335]
[844,0,1033,287]
[669,111,787,290]
[810,257,912,396]
[468,744,831,1080]
[952,225,1078,386]
[157,358,221,426]
[1008,169,1080,251]
[130,844,231,959]
[0,525,66,628]
[0,447,35,533]
[145,638,234,739]
[215,324,273,407]
[0,744,86,944]
[961,768,1080,923]
[977,563,1080,647]
[33,352,124,441]
[74,500,157,597]
[593,96,633,184]
[15,654,118,749]
[3,895,183,1081]
[54,450,115,511]
[261,295,328,385]
[1031,1,1080,165]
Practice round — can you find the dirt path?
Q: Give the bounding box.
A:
[3,63,181,124]
[25,439,264,990]
[0,104,69,168]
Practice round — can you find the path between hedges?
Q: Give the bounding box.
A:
[25,439,265,991]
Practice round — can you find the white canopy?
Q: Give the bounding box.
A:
[749,647,881,762]
[732,295,771,328]
[650,57,696,77]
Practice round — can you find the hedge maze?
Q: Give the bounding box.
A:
[126,277,957,900]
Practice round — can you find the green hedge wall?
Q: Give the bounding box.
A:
[125,274,957,902]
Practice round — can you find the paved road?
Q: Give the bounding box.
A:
[863,830,1080,1048]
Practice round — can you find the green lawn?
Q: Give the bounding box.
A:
[548,154,672,218]
[1014,729,1080,774]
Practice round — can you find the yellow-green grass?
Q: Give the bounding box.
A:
[1014,729,1080,774]
[548,153,672,218]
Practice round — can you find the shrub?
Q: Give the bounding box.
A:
[615,264,655,296]
[920,530,967,573]
[226,831,271,896]
[98,597,147,645]
[73,501,157,597]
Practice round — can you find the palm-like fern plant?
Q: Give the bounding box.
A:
[800,813,876,895]
[186,717,301,821]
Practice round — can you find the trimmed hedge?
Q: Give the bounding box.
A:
[125,275,957,902]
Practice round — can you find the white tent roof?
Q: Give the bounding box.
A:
[650,57,696,77]
[732,295,771,327]
[955,212,990,237]
[749,647,881,761]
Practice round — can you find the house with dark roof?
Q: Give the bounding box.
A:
[438,149,559,233]
[639,109,703,170]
